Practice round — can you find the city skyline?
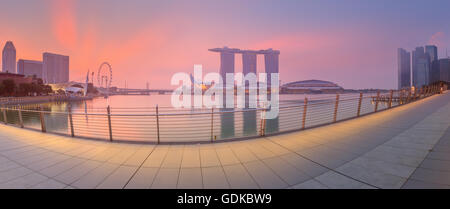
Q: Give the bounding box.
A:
[1,0,450,89]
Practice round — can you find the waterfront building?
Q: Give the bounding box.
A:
[242,51,257,89]
[412,46,430,88]
[17,59,43,79]
[397,48,411,89]
[2,41,16,73]
[430,60,441,84]
[209,47,280,87]
[264,49,280,88]
[0,72,33,85]
[415,57,430,87]
[42,52,69,84]
[425,45,438,62]
[439,58,450,83]
[281,80,344,94]
[426,45,440,84]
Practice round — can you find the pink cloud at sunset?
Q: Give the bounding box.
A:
[51,0,78,49]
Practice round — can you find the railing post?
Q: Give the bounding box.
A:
[2,106,7,124]
[374,91,380,112]
[333,94,339,123]
[407,88,412,103]
[388,90,393,108]
[107,105,112,141]
[401,90,405,104]
[260,108,266,136]
[302,97,308,129]
[68,104,74,137]
[17,105,23,128]
[156,105,160,144]
[39,105,46,132]
[413,88,417,101]
[357,93,363,117]
[210,107,214,142]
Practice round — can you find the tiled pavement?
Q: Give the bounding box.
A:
[0,92,449,189]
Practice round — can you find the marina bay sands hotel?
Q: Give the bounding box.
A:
[209,47,280,87]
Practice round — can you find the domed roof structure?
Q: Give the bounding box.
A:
[282,80,343,90]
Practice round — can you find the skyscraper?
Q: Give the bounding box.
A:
[426,45,439,84]
[425,45,438,62]
[439,58,450,83]
[264,49,280,88]
[17,59,43,79]
[397,48,411,89]
[412,46,430,88]
[2,41,16,73]
[42,52,69,84]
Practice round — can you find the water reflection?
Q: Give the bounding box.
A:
[0,94,385,142]
[220,108,235,139]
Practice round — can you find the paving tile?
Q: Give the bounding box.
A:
[151,168,179,189]
[402,179,450,189]
[202,166,229,189]
[96,165,138,189]
[243,161,288,189]
[350,156,416,178]
[200,149,221,167]
[177,168,203,189]
[279,153,328,178]
[216,148,240,166]
[107,149,137,165]
[54,160,102,184]
[40,157,86,177]
[31,179,67,189]
[230,146,258,163]
[263,157,311,186]
[123,147,154,166]
[0,166,34,184]
[142,147,169,168]
[409,167,450,185]
[291,179,328,189]
[222,164,259,189]
[124,167,158,189]
[181,148,200,168]
[71,163,119,189]
[314,171,369,189]
[0,172,48,189]
[419,158,450,172]
[336,162,406,189]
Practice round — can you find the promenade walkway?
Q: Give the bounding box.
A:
[0,92,449,189]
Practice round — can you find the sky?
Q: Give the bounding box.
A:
[1,0,450,89]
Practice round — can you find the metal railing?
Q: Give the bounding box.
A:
[0,84,445,144]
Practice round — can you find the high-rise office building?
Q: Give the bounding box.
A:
[397,48,411,89]
[439,58,450,83]
[415,57,430,87]
[430,60,440,84]
[412,46,430,88]
[426,45,439,84]
[425,45,438,62]
[2,41,16,73]
[17,59,43,79]
[42,52,69,84]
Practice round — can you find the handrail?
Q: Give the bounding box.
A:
[0,83,445,144]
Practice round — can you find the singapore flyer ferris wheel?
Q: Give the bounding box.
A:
[97,62,113,88]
